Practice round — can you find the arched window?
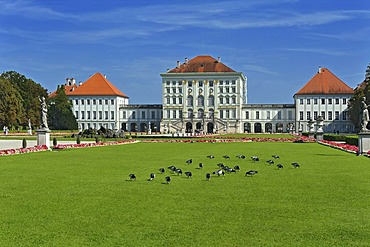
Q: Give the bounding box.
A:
[187,96,193,106]
[209,108,214,119]
[208,95,214,106]
[198,109,204,118]
[197,95,204,107]
[188,109,193,119]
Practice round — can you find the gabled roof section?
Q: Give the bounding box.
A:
[295,68,353,95]
[49,84,78,98]
[68,73,128,97]
[167,55,236,73]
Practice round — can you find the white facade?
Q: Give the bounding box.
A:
[294,94,353,133]
[69,95,128,130]
[160,72,247,134]
[119,104,162,132]
[242,104,296,133]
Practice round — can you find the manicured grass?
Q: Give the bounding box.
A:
[0,142,369,246]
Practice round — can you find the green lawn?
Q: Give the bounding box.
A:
[0,141,369,246]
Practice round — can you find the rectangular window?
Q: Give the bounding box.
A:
[105,111,108,119]
[267,111,270,120]
[166,81,170,85]
[314,111,318,120]
[231,110,236,119]
[172,81,176,86]
[226,110,230,118]
[179,97,183,104]
[93,111,97,119]
[220,110,224,119]
[173,110,177,119]
[99,99,102,104]
[321,98,325,104]
[75,111,79,119]
[105,99,108,104]
[307,111,311,120]
[335,111,339,120]
[343,98,347,105]
[226,87,230,93]
[225,80,230,85]
[219,80,223,85]
[93,99,96,105]
[335,98,339,104]
[179,110,183,119]
[219,87,223,93]
[321,111,325,120]
[232,80,236,85]
[111,100,114,105]
[226,97,230,104]
[178,87,182,94]
[198,81,203,87]
[141,111,145,119]
[87,111,91,120]
[151,111,155,119]
[328,111,333,120]
[299,99,303,105]
[307,99,310,105]
[111,111,114,120]
[75,100,79,105]
[246,111,250,119]
[277,111,282,120]
[166,97,170,104]
[256,111,260,120]
[219,97,223,104]
[166,88,170,93]
[122,111,126,119]
[314,99,318,105]
[232,97,236,104]
[132,112,136,119]
[172,88,176,93]
[172,97,176,104]
[288,111,293,120]
[81,111,85,120]
[99,111,102,119]
[299,111,303,120]
[342,111,347,120]
[188,81,192,87]
[87,100,90,105]
[81,100,84,105]
[209,81,214,87]
[232,87,236,93]
[328,99,332,105]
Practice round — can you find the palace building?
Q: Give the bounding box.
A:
[51,55,355,134]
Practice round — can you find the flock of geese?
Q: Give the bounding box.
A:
[128,154,301,184]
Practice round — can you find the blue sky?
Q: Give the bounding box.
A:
[1,0,369,104]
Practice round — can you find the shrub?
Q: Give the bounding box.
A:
[323,134,347,142]
[346,136,358,146]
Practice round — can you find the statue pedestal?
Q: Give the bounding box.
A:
[316,131,324,141]
[358,131,370,155]
[36,128,51,150]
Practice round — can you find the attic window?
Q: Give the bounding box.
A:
[200,64,204,67]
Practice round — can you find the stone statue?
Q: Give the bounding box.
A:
[39,96,48,129]
[361,97,369,131]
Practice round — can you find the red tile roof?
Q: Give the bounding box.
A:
[295,68,353,95]
[68,73,128,97]
[168,55,235,73]
[49,84,78,98]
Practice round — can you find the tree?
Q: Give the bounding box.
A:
[0,78,25,127]
[0,71,48,127]
[348,64,370,132]
[48,85,78,130]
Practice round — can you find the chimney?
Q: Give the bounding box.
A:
[318,66,322,73]
[166,68,170,72]
[185,57,188,64]
[71,78,76,85]
[218,56,221,62]
[66,78,70,86]
[104,74,107,78]
[176,60,180,68]
[79,81,83,86]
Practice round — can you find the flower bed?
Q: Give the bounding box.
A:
[318,140,361,155]
[0,145,49,156]
[53,139,138,150]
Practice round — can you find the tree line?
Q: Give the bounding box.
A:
[0,71,77,131]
